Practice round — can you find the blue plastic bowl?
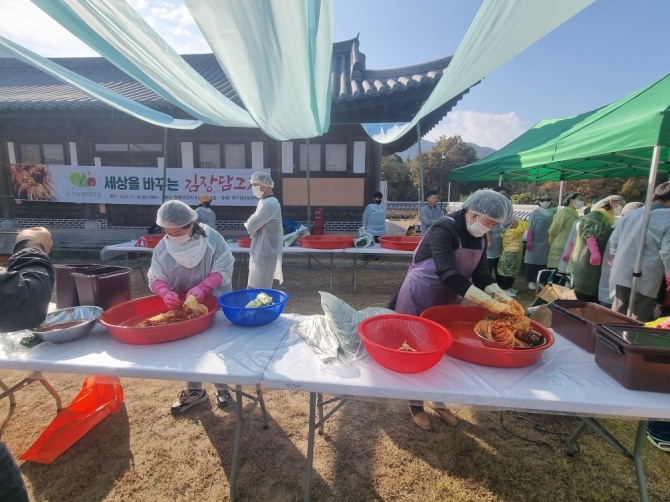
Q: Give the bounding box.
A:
[217,288,288,327]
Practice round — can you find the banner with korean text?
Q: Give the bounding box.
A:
[9,164,266,206]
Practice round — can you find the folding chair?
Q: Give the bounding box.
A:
[535,269,573,296]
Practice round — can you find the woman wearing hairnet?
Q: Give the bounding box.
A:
[566,195,625,302]
[245,171,283,288]
[546,192,584,268]
[395,190,516,431]
[524,193,556,289]
[148,200,235,414]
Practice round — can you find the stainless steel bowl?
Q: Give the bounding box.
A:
[32,306,103,343]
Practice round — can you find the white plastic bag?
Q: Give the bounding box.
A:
[283,225,310,247]
[353,226,375,248]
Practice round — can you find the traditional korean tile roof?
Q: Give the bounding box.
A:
[0,36,471,153]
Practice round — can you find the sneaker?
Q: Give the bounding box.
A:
[216,390,232,410]
[505,289,517,298]
[528,282,537,290]
[170,389,208,415]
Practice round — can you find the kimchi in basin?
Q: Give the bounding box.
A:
[100,294,219,344]
[420,304,554,368]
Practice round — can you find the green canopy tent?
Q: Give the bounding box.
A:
[450,73,670,313]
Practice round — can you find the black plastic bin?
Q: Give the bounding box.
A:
[72,266,132,310]
[55,264,107,308]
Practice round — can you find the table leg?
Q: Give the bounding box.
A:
[256,384,269,430]
[352,255,358,294]
[329,254,333,291]
[230,385,244,502]
[304,392,317,502]
[567,417,649,502]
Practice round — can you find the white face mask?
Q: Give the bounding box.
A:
[167,233,191,245]
[613,205,623,216]
[539,201,551,209]
[252,185,264,198]
[467,214,490,238]
[573,200,585,209]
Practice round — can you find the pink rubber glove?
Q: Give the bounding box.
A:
[561,240,575,262]
[526,230,534,252]
[151,279,181,309]
[586,237,602,266]
[187,273,223,302]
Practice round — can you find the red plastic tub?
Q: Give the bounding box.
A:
[134,235,163,248]
[236,237,252,248]
[298,235,354,249]
[378,235,421,251]
[100,294,219,344]
[420,304,554,368]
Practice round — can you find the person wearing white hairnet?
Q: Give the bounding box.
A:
[395,189,517,431]
[148,200,235,414]
[566,194,625,302]
[609,183,670,321]
[524,193,556,289]
[547,192,584,268]
[597,201,644,307]
[244,171,283,288]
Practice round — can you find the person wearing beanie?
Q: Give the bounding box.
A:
[195,193,216,228]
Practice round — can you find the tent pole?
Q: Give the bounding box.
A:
[498,174,503,186]
[558,180,564,206]
[627,145,661,316]
[305,138,311,225]
[447,181,452,214]
[161,127,168,203]
[417,123,424,206]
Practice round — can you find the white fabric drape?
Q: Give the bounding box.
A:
[364,0,595,144]
[32,0,256,128]
[185,0,333,140]
[0,35,202,130]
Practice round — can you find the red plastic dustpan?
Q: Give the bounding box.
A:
[20,375,124,464]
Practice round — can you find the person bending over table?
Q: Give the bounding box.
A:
[395,190,516,431]
[244,171,283,289]
[0,227,54,502]
[148,200,235,414]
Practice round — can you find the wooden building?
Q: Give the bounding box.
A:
[0,36,470,231]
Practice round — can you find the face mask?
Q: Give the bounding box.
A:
[467,214,489,238]
[374,199,383,204]
[252,185,264,198]
[167,233,191,245]
[613,205,623,216]
[573,200,585,209]
[539,201,551,208]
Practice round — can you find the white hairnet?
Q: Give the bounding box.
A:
[462,190,514,225]
[250,171,274,188]
[622,201,644,215]
[594,195,625,210]
[156,200,197,228]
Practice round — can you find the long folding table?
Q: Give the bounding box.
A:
[0,312,295,501]
[262,327,670,502]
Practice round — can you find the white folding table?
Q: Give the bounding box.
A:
[0,312,296,501]
[263,327,670,502]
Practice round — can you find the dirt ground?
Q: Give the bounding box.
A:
[2,249,670,502]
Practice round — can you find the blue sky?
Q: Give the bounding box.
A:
[1,1,668,149]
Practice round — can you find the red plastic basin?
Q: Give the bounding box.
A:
[379,235,421,251]
[298,235,354,249]
[134,235,163,248]
[236,237,252,248]
[100,294,219,344]
[420,304,554,368]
